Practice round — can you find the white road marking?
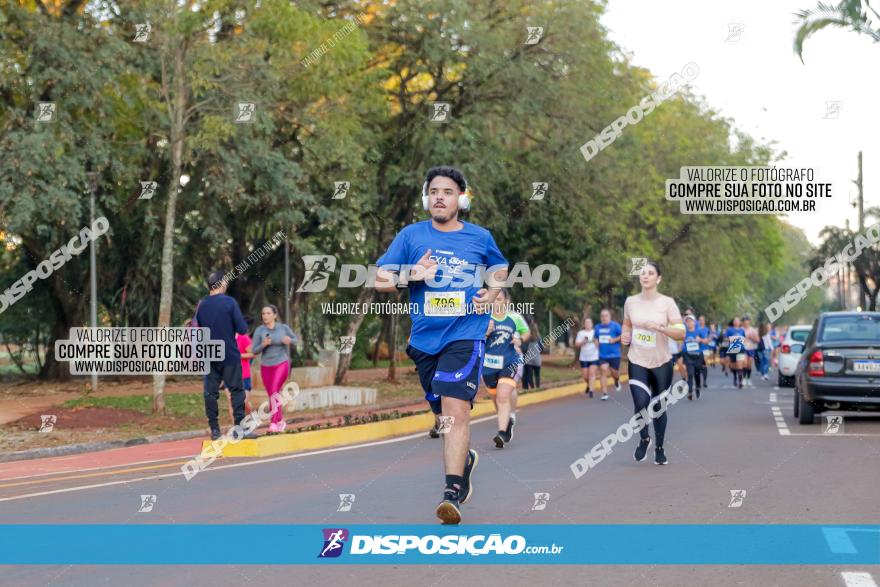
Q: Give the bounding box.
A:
[771,406,791,436]
[0,414,500,503]
[769,393,777,403]
[842,571,878,587]
[786,432,880,437]
[0,454,195,482]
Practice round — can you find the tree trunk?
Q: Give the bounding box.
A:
[4,342,28,376]
[39,274,85,380]
[334,287,375,384]
[387,293,398,382]
[152,39,187,415]
[373,310,391,365]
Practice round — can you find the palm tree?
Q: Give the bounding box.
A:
[794,0,880,62]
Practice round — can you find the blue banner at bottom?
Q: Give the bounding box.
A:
[1,524,878,564]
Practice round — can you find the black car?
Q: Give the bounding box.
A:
[794,311,880,424]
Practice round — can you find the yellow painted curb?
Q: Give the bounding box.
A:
[202,375,630,459]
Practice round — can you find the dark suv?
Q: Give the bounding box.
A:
[794,312,880,424]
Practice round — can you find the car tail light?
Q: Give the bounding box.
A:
[808,350,825,377]
[781,344,791,354]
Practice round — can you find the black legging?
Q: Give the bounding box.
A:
[523,365,541,389]
[627,360,674,448]
[684,352,704,394]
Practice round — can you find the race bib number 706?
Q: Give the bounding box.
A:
[424,291,466,317]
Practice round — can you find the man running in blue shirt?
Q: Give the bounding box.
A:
[595,308,622,400]
[374,166,508,525]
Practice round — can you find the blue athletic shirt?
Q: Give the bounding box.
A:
[705,327,717,349]
[684,325,702,355]
[377,220,508,355]
[594,321,622,359]
[484,312,529,372]
[195,294,247,366]
[698,326,712,351]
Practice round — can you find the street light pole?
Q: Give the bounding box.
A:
[87,172,99,392]
[284,233,290,327]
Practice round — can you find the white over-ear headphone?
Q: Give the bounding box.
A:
[422,179,470,211]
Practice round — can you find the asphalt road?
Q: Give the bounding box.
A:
[2,367,879,586]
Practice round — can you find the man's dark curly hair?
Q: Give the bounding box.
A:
[424,166,468,193]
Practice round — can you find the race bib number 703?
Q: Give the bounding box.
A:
[632,328,656,348]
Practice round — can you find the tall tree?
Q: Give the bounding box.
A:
[794,0,880,61]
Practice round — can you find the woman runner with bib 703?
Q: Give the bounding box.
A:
[620,261,685,466]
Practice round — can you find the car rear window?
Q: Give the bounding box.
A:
[819,315,880,343]
[790,329,810,342]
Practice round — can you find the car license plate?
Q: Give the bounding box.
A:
[853,360,880,373]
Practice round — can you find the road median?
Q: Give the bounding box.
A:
[203,377,626,458]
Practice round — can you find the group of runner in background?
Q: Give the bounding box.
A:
[575,310,786,400]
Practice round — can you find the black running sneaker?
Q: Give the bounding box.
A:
[634,437,652,462]
[588,390,594,398]
[429,422,440,439]
[210,428,222,441]
[459,449,478,504]
[696,387,701,399]
[505,414,516,442]
[654,447,668,465]
[436,489,462,525]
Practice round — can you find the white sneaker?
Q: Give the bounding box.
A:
[601,393,609,401]
[615,382,621,392]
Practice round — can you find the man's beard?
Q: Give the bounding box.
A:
[431,210,457,223]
